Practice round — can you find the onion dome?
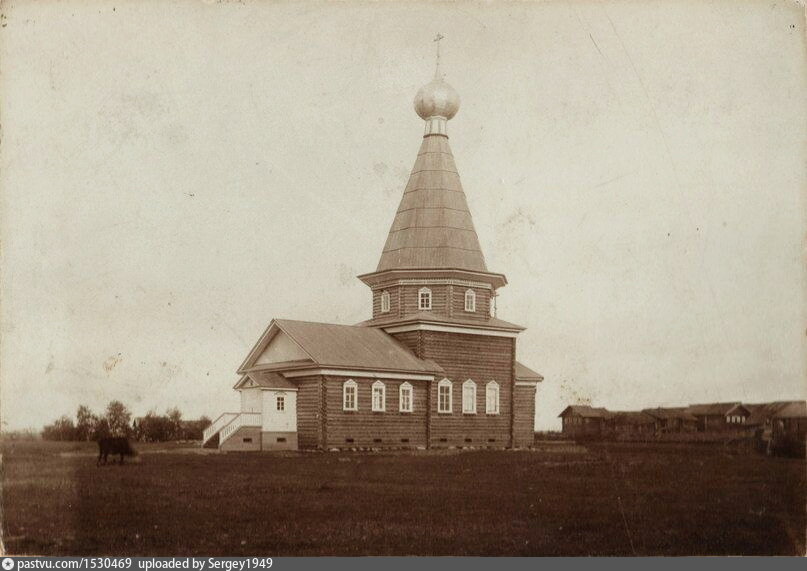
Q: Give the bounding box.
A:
[413,77,460,120]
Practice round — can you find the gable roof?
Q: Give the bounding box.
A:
[233,371,298,390]
[685,402,740,416]
[771,401,807,419]
[725,404,753,417]
[558,405,612,419]
[515,361,543,382]
[239,319,443,375]
[376,135,488,273]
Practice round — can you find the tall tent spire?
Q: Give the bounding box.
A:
[374,59,488,274]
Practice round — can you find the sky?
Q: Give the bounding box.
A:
[1,0,805,432]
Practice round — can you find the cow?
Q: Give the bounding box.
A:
[97,437,137,466]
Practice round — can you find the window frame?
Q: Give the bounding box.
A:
[276,395,285,412]
[380,290,391,313]
[464,289,476,312]
[485,381,500,415]
[418,287,432,311]
[371,380,386,412]
[437,378,452,413]
[343,379,358,412]
[399,382,413,413]
[462,379,477,414]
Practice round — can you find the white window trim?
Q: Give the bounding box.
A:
[371,380,386,412]
[343,379,358,411]
[276,395,285,412]
[462,379,477,414]
[485,381,500,415]
[437,378,452,413]
[380,290,391,313]
[399,381,413,413]
[418,287,432,310]
[464,289,476,312]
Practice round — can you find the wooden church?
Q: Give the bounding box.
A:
[203,66,543,451]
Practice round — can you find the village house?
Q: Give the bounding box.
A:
[558,406,612,438]
[724,403,753,427]
[729,402,801,434]
[202,68,543,451]
[685,402,740,432]
[642,408,698,434]
[770,401,807,455]
[610,411,656,436]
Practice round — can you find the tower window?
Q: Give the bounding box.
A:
[343,380,358,411]
[462,379,477,414]
[464,289,476,312]
[418,287,432,310]
[380,290,391,313]
[399,382,413,413]
[438,379,452,413]
[372,380,386,412]
[486,381,500,415]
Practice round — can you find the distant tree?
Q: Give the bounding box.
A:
[92,416,110,440]
[42,415,77,441]
[105,400,132,437]
[166,407,182,440]
[176,415,211,441]
[75,405,98,441]
[135,410,171,442]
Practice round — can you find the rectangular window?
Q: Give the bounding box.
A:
[419,289,432,310]
[438,383,452,413]
[462,382,477,414]
[485,382,500,415]
[399,383,413,413]
[380,291,390,313]
[464,289,476,312]
[343,382,357,411]
[372,383,386,412]
[276,395,285,412]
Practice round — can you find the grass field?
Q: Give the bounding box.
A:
[1,439,804,556]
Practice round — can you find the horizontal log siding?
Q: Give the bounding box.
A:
[370,283,494,322]
[323,376,428,448]
[420,331,514,447]
[389,330,421,356]
[451,286,491,321]
[372,285,402,320]
[401,284,449,318]
[512,385,536,447]
[295,375,324,449]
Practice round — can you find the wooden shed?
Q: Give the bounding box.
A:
[558,406,613,438]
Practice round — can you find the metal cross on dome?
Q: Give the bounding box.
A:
[433,33,444,78]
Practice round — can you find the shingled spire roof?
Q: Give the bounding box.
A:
[376,134,488,273]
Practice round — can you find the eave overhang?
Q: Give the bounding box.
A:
[357,267,508,290]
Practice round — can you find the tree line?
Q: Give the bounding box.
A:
[41,400,211,442]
